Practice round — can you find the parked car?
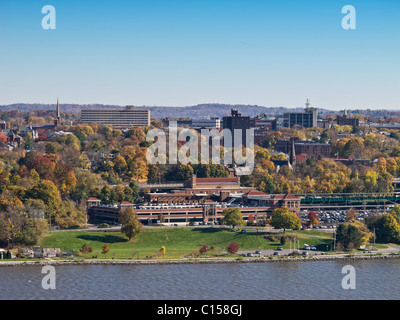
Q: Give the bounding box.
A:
[277,247,283,251]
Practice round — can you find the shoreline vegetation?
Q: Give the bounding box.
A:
[0,252,399,268]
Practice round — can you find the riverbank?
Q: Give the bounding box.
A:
[4,228,398,267]
[38,227,335,260]
[1,252,399,267]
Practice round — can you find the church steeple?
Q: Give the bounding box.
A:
[54,98,61,127]
[56,98,60,118]
[289,138,296,167]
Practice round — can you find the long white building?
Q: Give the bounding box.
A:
[81,106,150,128]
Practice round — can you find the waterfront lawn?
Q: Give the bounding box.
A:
[40,227,334,259]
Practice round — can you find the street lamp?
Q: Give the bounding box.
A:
[333,230,336,251]
[373,228,379,250]
[256,213,259,235]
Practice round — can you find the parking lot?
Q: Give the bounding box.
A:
[300,207,393,225]
[238,246,327,257]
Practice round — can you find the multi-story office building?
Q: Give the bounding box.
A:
[283,99,318,128]
[162,118,221,131]
[336,110,359,127]
[275,138,331,158]
[250,114,277,145]
[251,114,277,131]
[162,118,192,128]
[222,109,251,148]
[191,118,221,130]
[80,106,150,128]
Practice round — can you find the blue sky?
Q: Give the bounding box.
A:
[0,0,399,110]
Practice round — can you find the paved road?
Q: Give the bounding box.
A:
[238,248,325,257]
[239,244,400,257]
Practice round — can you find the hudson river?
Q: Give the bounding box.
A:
[1,259,400,300]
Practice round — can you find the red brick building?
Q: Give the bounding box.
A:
[145,174,254,204]
[87,175,300,225]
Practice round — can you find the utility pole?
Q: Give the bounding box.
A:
[256,212,258,235]
[333,230,336,251]
[364,200,366,217]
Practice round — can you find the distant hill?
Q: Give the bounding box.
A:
[0,103,122,114]
[0,103,333,119]
[145,104,317,119]
[2,103,399,119]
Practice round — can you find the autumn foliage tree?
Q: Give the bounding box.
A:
[0,134,7,144]
[221,208,245,229]
[30,156,55,180]
[26,180,61,210]
[345,208,358,222]
[308,211,319,227]
[270,207,301,233]
[53,162,77,195]
[227,242,240,254]
[336,223,366,250]
[80,243,93,258]
[118,207,143,240]
[199,244,209,255]
[101,244,110,258]
[159,245,166,256]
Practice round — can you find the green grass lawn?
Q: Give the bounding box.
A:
[39,227,334,260]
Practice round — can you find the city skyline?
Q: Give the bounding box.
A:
[0,0,399,110]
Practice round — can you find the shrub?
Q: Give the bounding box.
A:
[264,235,278,242]
[227,242,240,254]
[199,244,209,255]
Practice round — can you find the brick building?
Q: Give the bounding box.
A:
[275,139,331,158]
[145,174,254,204]
[87,175,301,225]
[222,109,251,148]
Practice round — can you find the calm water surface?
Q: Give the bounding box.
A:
[1,259,399,300]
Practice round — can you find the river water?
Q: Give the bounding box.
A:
[1,259,399,300]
